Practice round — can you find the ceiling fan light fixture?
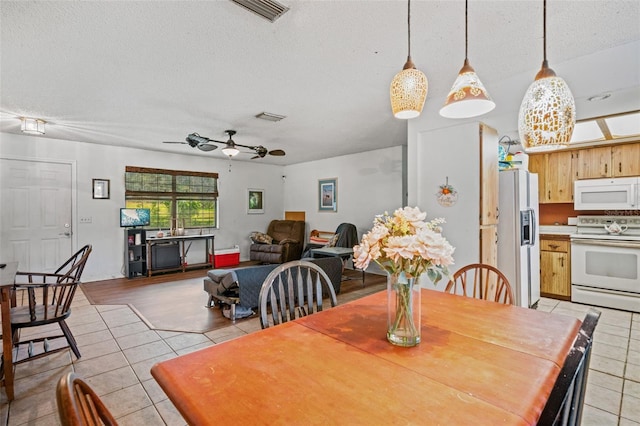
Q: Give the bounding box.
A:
[518,0,575,153]
[20,117,46,135]
[222,145,240,157]
[440,0,494,119]
[390,0,428,120]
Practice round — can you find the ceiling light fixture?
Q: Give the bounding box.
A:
[390,0,428,120]
[20,117,46,135]
[518,0,575,153]
[439,0,495,119]
[222,141,240,157]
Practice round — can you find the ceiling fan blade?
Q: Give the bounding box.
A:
[197,144,217,152]
[269,149,286,156]
[251,155,260,159]
[163,141,187,144]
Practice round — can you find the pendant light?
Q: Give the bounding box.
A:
[518,0,575,152]
[390,0,428,120]
[439,0,495,119]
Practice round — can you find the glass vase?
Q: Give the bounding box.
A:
[387,271,421,347]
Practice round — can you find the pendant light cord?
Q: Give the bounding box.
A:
[543,0,547,61]
[407,0,412,58]
[464,0,468,60]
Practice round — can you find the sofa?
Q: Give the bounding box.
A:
[249,220,305,264]
[204,256,343,313]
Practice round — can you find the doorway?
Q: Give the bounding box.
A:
[0,158,74,271]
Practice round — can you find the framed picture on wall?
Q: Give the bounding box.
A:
[318,178,337,212]
[248,188,264,214]
[92,179,110,199]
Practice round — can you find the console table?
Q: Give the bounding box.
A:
[146,234,215,276]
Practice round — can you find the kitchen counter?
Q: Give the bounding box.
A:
[539,225,576,235]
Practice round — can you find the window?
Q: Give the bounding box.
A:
[125,166,218,229]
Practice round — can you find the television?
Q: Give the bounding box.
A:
[120,208,151,227]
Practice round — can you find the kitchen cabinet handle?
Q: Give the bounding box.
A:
[549,244,559,249]
[548,190,551,200]
[619,162,622,173]
[560,257,564,268]
[604,163,608,174]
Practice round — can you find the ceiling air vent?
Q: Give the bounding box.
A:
[230,0,289,22]
[256,112,286,122]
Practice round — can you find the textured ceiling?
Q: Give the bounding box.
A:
[1,0,639,165]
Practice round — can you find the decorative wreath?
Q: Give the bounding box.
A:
[436,180,458,207]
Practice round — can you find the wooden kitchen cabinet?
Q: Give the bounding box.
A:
[528,151,574,203]
[575,146,613,178]
[612,143,640,177]
[575,142,640,179]
[540,235,571,300]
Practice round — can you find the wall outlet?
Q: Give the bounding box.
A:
[79,217,92,223]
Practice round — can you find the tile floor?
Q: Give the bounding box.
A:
[1,288,638,425]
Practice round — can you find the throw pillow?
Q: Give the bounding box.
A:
[250,231,273,244]
[325,233,340,247]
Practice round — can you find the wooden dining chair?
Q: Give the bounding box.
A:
[538,309,601,426]
[445,263,514,305]
[11,245,92,362]
[259,260,338,329]
[56,372,118,426]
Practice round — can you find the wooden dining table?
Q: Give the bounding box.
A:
[151,289,581,425]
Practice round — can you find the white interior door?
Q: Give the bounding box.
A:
[0,159,73,271]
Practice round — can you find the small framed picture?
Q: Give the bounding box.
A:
[248,188,264,214]
[92,179,110,199]
[318,178,337,212]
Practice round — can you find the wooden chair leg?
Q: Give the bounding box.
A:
[59,321,81,360]
[1,287,15,400]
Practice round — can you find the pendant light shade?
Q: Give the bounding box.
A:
[518,0,575,152]
[440,0,494,119]
[390,0,428,119]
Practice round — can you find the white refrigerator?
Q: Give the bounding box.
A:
[498,169,541,308]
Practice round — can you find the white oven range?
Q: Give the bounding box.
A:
[571,215,640,313]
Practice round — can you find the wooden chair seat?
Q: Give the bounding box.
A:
[10,279,81,363]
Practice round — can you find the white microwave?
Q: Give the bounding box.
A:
[574,177,639,210]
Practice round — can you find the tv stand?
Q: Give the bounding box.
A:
[125,229,147,278]
[145,234,215,277]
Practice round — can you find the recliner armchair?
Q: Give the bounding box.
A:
[250,220,305,264]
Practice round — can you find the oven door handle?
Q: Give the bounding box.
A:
[571,239,640,249]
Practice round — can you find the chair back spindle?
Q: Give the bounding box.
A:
[445,263,514,305]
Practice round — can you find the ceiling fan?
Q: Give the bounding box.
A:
[163,130,285,159]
